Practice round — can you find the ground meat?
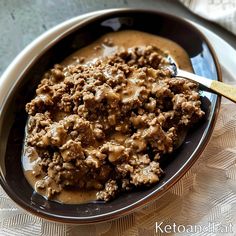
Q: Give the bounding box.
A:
[24,44,204,202]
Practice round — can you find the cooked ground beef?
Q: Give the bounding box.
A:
[25,45,204,202]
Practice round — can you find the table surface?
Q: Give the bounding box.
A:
[0,0,236,77]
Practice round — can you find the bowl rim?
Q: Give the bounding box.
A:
[0,8,222,224]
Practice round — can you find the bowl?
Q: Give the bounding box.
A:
[0,9,221,224]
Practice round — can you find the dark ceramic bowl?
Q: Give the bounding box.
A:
[0,9,221,224]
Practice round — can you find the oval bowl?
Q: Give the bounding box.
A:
[0,9,221,224]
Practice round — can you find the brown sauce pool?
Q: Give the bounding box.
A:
[63,30,192,72]
[22,30,193,204]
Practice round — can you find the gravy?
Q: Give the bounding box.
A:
[63,30,192,72]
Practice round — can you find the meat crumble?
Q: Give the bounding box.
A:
[24,44,204,202]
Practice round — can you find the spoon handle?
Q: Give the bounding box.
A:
[177,69,236,103]
[210,80,236,102]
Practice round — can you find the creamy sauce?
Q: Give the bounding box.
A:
[22,146,97,204]
[23,30,193,204]
[110,132,128,144]
[24,171,97,204]
[63,30,193,72]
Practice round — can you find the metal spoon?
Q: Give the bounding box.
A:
[167,61,236,103]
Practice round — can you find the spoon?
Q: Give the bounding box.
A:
[167,61,236,103]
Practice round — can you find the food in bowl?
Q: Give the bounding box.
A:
[22,30,204,203]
